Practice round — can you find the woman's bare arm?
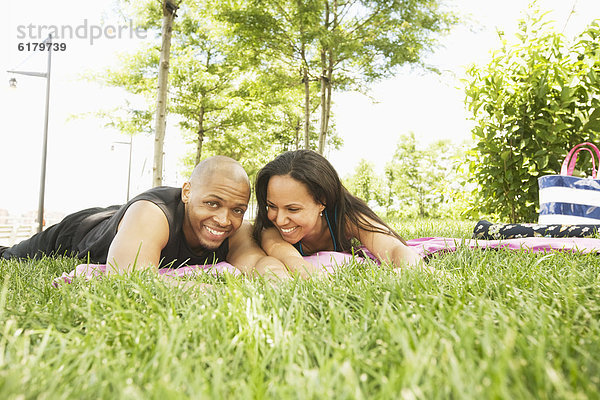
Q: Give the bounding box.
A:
[260,227,323,279]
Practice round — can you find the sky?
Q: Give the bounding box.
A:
[1,0,599,221]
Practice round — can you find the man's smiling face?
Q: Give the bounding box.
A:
[182,172,250,253]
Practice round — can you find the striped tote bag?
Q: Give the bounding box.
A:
[538,142,600,224]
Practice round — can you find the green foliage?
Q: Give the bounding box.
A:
[218,0,457,153]
[344,133,472,219]
[97,0,305,177]
[465,9,600,222]
[2,220,600,399]
[343,159,383,206]
[96,0,456,177]
[90,46,159,137]
[170,7,249,165]
[388,133,472,218]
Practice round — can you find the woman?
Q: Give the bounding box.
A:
[253,149,423,278]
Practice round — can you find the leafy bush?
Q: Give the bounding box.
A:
[464,10,600,222]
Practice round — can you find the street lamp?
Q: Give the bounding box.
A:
[7,35,52,233]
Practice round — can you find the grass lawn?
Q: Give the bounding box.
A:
[0,219,599,399]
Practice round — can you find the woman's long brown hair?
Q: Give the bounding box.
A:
[253,149,406,251]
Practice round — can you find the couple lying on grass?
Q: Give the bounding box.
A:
[1,150,423,285]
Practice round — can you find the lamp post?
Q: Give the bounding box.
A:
[7,35,52,233]
[111,135,133,202]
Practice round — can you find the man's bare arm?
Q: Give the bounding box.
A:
[105,200,169,274]
[227,222,289,280]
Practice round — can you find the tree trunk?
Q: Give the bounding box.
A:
[385,169,395,218]
[152,0,178,187]
[318,51,334,155]
[195,107,205,165]
[195,132,204,166]
[318,50,327,154]
[303,65,311,150]
[318,2,335,155]
[294,118,301,150]
[418,189,426,217]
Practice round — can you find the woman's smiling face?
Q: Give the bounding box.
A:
[266,174,325,244]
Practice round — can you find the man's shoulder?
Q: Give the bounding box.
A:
[132,186,182,205]
[122,186,183,231]
[237,220,254,235]
[229,221,254,244]
[138,186,181,197]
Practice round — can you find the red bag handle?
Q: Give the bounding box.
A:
[567,148,597,177]
[561,142,600,178]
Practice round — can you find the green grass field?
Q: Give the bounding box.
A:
[1,219,599,399]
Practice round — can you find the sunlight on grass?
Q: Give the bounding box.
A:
[0,219,599,399]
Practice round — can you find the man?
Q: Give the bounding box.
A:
[1,156,283,278]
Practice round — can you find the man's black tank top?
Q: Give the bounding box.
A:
[74,186,229,267]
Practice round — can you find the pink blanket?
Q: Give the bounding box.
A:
[407,236,600,257]
[53,236,600,285]
[53,251,362,285]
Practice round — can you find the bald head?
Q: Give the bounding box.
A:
[181,156,251,252]
[190,156,250,188]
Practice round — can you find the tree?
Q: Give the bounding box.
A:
[343,134,470,219]
[98,0,309,179]
[168,1,251,165]
[220,0,457,154]
[171,1,329,178]
[386,133,463,218]
[344,159,383,206]
[217,0,323,150]
[387,133,435,217]
[92,45,159,143]
[238,66,321,153]
[465,10,600,222]
[171,0,342,172]
[313,0,457,154]
[153,0,179,187]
